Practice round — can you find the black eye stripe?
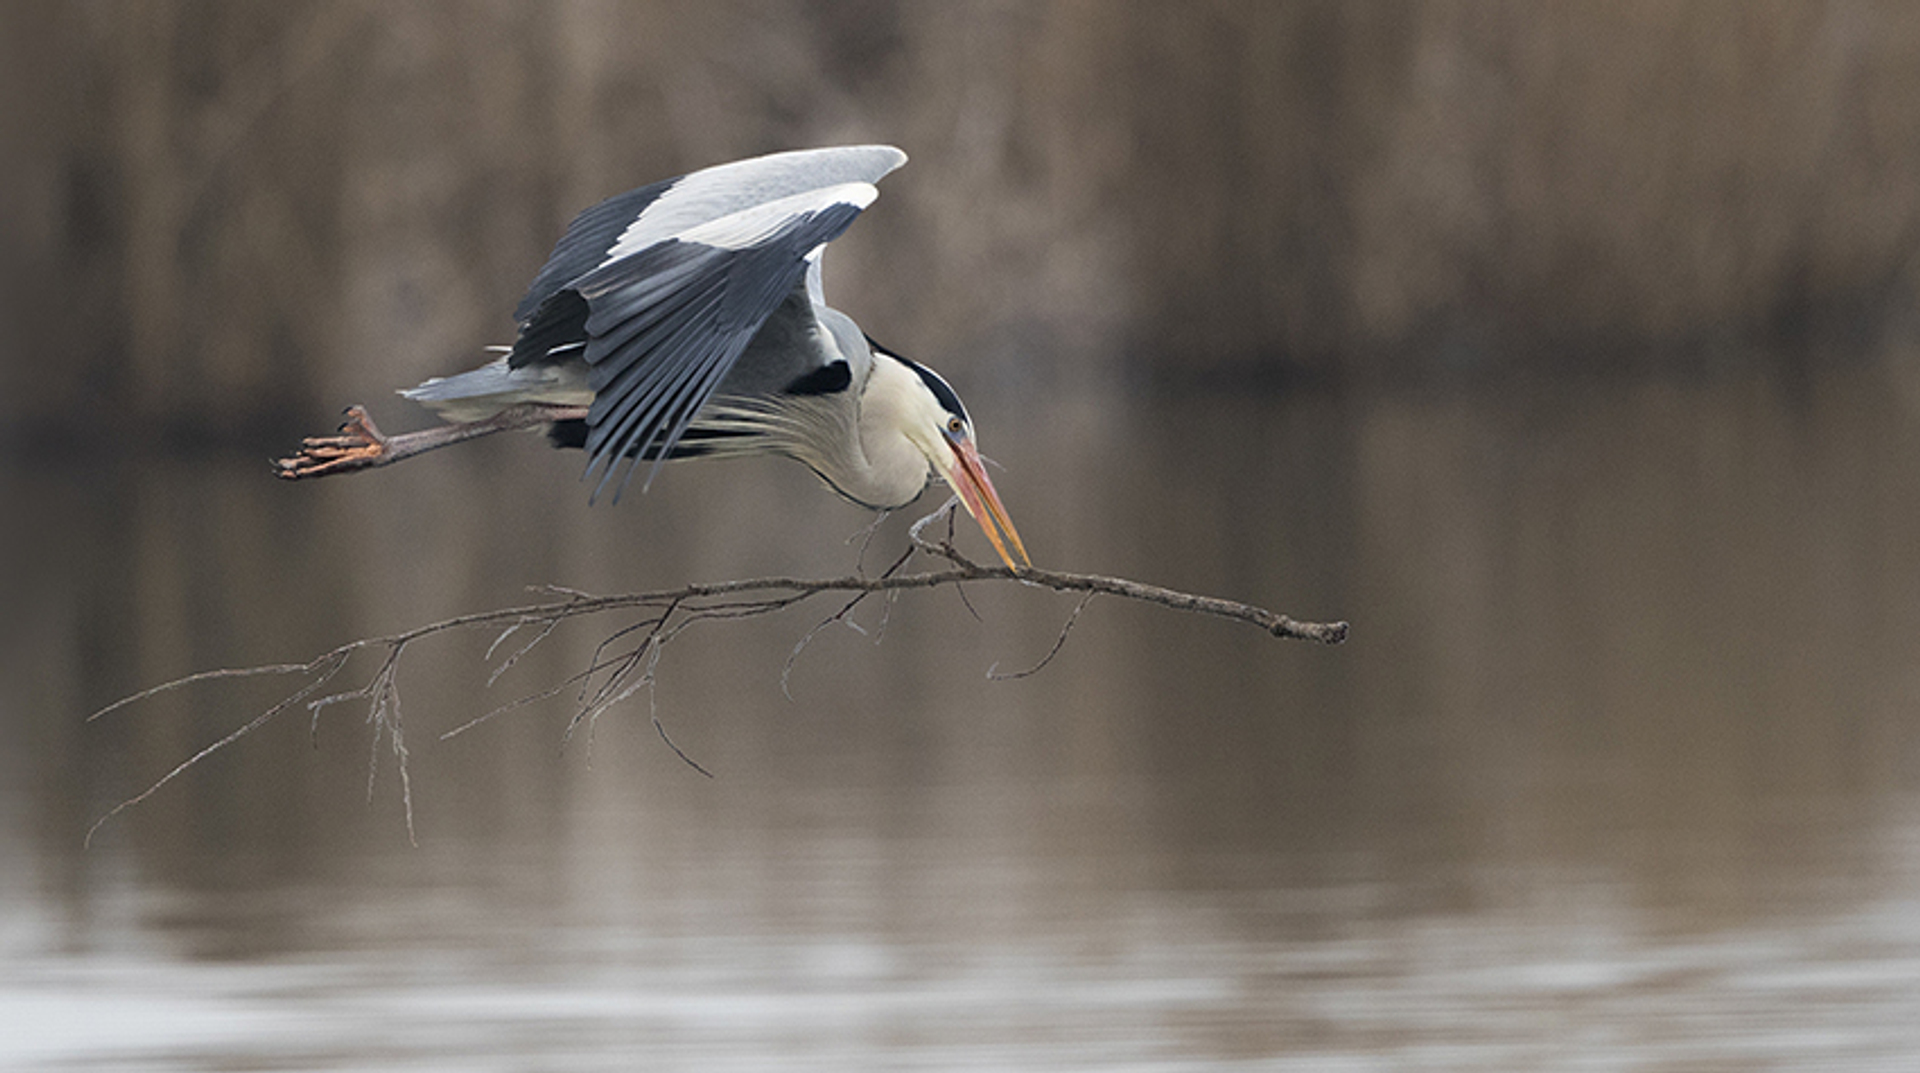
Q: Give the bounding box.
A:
[865,334,970,426]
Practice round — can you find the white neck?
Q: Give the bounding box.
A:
[692,352,942,510]
[841,352,943,509]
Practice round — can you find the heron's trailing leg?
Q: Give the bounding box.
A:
[274,403,589,480]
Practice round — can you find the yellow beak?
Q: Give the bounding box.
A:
[942,435,1030,570]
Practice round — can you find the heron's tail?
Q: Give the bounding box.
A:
[400,354,592,424]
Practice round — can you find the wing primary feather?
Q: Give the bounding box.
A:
[584,293,734,497]
[580,246,716,334]
[582,284,727,462]
[585,275,727,402]
[601,368,704,501]
[593,340,732,502]
[609,247,817,497]
[617,348,744,500]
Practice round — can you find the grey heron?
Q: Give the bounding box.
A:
[274,144,1028,569]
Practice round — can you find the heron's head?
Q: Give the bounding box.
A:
[871,347,1029,570]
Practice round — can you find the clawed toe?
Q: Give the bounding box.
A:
[273,406,390,479]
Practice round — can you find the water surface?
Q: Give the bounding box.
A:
[5,368,1920,1069]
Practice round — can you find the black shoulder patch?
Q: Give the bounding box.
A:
[783,360,852,396]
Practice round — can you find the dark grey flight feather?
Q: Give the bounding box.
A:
[512,178,675,325]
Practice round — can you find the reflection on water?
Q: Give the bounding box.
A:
[6,368,1920,1068]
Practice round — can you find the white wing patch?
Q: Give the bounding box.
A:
[602,145,904,263]
[670,183,877,252]
[804,245,827,306]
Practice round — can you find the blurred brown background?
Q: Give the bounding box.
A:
[8,2,1920,433]
[6,3,1920,1069]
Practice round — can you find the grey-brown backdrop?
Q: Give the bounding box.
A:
[6,4,1920,1069]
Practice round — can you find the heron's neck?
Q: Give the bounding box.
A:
[692,356,934,510]
[840,353,938,509]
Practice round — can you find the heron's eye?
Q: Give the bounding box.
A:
[946,416,966,436]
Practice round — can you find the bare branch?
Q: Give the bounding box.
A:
[85,555,1346,843]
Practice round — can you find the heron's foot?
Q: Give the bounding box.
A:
[908,496,974,564]
[273,406,390,479]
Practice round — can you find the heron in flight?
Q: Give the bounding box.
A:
[275,145,1028,569]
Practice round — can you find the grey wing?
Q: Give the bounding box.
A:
[507,146,905,502]
[512,145,906,326]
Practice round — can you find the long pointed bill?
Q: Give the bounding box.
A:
[942,436,1030,570]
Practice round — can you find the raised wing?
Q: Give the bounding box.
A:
[508,145,907,501]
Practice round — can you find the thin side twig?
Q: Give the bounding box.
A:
[989,591,1096,681]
